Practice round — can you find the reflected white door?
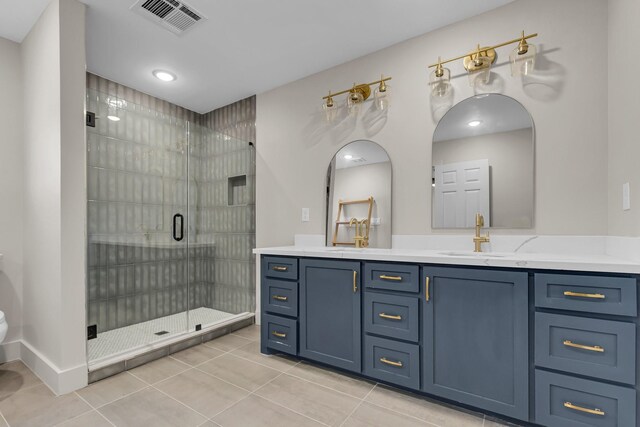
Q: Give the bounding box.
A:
[433,159,490,228]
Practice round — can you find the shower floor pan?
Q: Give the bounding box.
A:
[87,308,254,382]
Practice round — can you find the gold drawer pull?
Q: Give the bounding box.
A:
[563,340,604,353]
[379,313,402,321]
[563,291,605,299]
[272,295,288,302]
[563,402,605,416]
[271,331,287,338]
[379,274,402,281]
[353,270,358,293]
[272,266,288,272]
[425,276,430,302]
[380,357,403,367]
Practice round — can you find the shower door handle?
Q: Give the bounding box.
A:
[173,213,184,242]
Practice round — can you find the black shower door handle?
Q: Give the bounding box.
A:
[173,213,184,242]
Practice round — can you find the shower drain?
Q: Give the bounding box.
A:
[154,330,169,336]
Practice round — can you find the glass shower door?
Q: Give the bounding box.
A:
[86,89,191,363]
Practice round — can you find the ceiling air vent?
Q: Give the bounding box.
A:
[131,0,206,36]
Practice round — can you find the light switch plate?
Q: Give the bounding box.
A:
[623,182,631,211]
[301,208,310,222]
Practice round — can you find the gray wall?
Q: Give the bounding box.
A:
[608,0,640,236]
[256,0,609,247]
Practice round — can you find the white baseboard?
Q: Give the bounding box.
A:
[0,340,22,363]
[1,340,87,395]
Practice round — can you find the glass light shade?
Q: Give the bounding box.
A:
[322,101,338,123]
[374,85,390,111]
[347,91,364,115]
[429,67,451,97]
[510,43,537,76]
[467,55,492,87]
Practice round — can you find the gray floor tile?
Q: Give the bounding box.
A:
[231,341,298,372]
[255,374,360,426]
[55,410,114,427]
[98,387,206,427]
[0,361,43,400]
[0,384,91,427]
[213,395,325,427]
[197,354,280,391]
[154,368,249,418]
[204,334,252,352]
[366,385,484,427]
[342,402,427,427]
[76,372,147,408]
[287,361,375,399]
[231,325,260,341]
[129,356,190,384]
[171,343,225,366]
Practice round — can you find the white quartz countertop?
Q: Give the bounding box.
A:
[253,246,640,275]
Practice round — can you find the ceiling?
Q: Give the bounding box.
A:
[1,0,514,114]
[335,140,390,170]
[433,94,533,142]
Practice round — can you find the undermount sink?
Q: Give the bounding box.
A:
[438,251,510,258]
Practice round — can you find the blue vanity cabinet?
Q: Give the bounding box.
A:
[261,256,299,356]
[299,258,362,373]
[422,267,530,421]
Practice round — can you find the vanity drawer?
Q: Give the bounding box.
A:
[364,335,420,390]
[262,314,297,356]
[364,262,419,293]
[364,292,419,342]
[263,279,298,317]
[535,273,637,316]
[263,256,298,281]
[535,370,636,427]
[535,313,636,385]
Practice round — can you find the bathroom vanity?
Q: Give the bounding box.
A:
[256,248,640,427]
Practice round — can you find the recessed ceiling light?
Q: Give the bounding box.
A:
[344,154,353,160]
[107,115,121,122]
[468,120,482,127]
[153,70,177,82]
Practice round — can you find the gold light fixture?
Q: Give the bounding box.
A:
[510,31,537,76]
[322,90,337,122]
[322,75,392,115]
[429,57,451,97]
[428,31,538,86]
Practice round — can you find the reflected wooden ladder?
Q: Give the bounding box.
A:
[332,196,374,246]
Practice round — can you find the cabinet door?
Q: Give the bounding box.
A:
[422,267,529,421]
[300,259,361,373]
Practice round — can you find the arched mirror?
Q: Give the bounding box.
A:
[325,140,392,248]
[432,94,534,229]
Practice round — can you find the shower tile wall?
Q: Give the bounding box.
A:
[85,74,256,333]
[200,96,256,314]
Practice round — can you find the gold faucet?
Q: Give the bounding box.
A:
[473,213,490,252]
[349,218,370,248]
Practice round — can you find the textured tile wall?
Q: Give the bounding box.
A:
[86,73,256,333]
[200,96,256,314]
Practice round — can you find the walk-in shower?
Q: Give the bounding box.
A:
[85,74,255,369]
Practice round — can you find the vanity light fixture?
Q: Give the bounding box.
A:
[429,57,451,97]
[428,31,538,87]
[322,75,392,115]
[509,31,537,76]
[152,69,177,82]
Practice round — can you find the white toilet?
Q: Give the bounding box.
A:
[0,311,7,344]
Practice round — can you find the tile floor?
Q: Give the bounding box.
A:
[0,325,519,427]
